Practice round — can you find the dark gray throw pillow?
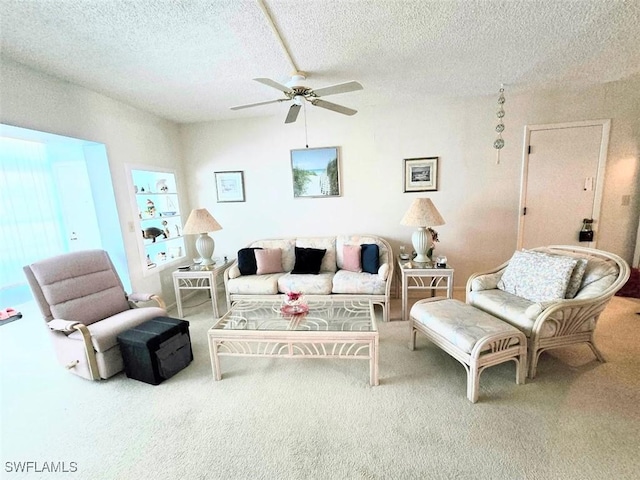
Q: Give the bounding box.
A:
[292,247,326,275]
[237,247,263,275]
[361,243,380,274]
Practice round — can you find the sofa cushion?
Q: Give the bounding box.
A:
[277,272,333,295]
[237,247,262,275]
[292,247,326,274]
[255,248,283,275]
[226,273,284,295]
[497,250,577,302]
[296,237,337,273]
[342,244,362,272]
[469,289,596,338]
[361,244,380,274]
[250,239,296,271]
[331,270,386,295]
[467,289,539,337]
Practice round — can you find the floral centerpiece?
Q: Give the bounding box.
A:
[282,290,308,315]
[426,227,439,260]
[285,290,304,306]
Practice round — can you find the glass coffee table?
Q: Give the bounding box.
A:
[207,298,379,386]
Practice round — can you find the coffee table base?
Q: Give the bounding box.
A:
[208,330,379,386]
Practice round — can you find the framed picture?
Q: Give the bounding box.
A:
[290,146,341,198]
[404,157,438,192]
[214,171,245,202]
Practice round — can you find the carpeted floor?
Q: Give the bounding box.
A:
[1,292,639,479]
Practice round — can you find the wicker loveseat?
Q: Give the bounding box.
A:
[224,235,394,322]
[466,245,630,378]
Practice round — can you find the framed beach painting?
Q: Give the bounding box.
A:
[215,171,245,202]
[290,146,341,198]
[404,157,438,192]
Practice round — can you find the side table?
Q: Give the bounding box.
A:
[395,256,454,322]
[172,258,234,318]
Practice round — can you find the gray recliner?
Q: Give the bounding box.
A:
[24,249,166,380]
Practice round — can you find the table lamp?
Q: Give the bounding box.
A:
[182,208,222,267]
[400,198,445,263]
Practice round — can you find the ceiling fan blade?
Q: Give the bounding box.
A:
[310,98,357,116]
[254,78,294,94]
[230,98,289,110]
[285,104,301,123]
[311,81,363,97]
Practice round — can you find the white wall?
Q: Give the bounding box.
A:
[2,55,637,295]
[180,75,640,288]
[0,58,186,301]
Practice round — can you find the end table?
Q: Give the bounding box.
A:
[395,256,454,322]
[172,258,234,318]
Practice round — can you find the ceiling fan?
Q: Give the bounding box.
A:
[230,72,363,123]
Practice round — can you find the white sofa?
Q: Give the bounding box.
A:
[224,235,394,322]
[466,245,630,378]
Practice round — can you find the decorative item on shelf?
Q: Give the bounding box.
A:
[162,220,171,238]
[146,199,156,218]
[142,227,167,243]
[400,198,445,263]
[156,179,169,192]
[281,291,309,315]
[399,245,410,260]
[182,208,223,268]
[493,84,506,164]
[436,255,448,269]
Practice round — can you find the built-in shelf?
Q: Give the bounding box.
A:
[127,166,186,275]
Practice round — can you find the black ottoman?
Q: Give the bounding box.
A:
[117,317,192,385]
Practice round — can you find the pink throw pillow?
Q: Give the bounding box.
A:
[255,248,283,275]
[343,245,362,272]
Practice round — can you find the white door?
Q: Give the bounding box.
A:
[519,120,610,249]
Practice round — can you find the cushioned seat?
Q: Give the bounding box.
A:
[331,270,386,295]
[224,235,394,321]
[226,272,285,295]
[466,245,630,378]
[277,272,334,295]
[410,298,527,403]
[23,249,167,380]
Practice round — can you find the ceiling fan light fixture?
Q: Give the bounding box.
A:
[292,95,304,106]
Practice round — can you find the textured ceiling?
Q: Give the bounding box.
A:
[1,0,639,123]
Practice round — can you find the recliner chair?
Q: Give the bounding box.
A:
[24,249,166,380]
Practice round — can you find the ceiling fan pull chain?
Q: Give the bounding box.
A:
[304,101,309,148]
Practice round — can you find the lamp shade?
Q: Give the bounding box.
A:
[401,198,445,263]
[182,208,222,234]
[182,208,222,267]
[400,198,445,227]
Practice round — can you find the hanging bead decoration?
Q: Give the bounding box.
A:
[493,84,505,164]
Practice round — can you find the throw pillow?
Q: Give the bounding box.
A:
[342,245,362,272]
[497,250,577,303]
[237,247,263,275]
[255,248,283,275]
[292,247,327,274]
[565,257,588,298]
[361,243,380,274]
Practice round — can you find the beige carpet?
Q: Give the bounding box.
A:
[1,292,639,480]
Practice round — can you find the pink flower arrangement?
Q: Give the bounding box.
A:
[286,291,302,302]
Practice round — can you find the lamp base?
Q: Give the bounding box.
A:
[411,227,432,263]
[195,233,215,266]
